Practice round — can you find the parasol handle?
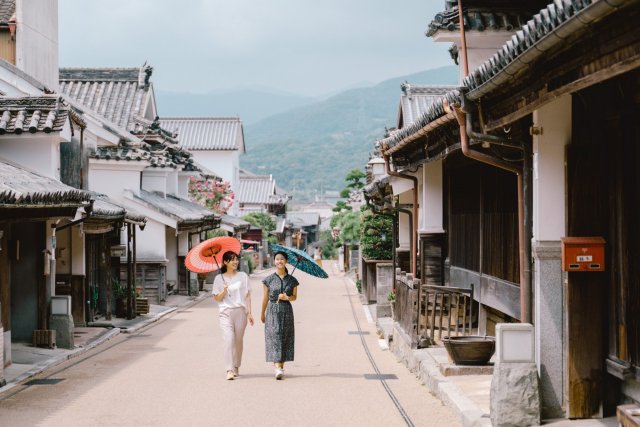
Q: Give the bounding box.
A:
[215,258,227,286]
[290,256,303,276]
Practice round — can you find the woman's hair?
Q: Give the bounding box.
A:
[273,250,289,274]
[220,251,239,274]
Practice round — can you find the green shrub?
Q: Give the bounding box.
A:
[355,279,362,293]
[243,254,255,274]
[360,208,393,260]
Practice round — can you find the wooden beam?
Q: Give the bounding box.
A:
[484,49,640,131]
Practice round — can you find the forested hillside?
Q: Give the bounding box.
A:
[240,66,457,201]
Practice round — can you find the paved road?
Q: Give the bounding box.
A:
[0,263,460,426]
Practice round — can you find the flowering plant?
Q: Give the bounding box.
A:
[188,177,234,215]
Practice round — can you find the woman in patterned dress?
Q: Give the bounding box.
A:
[260,250,299,380]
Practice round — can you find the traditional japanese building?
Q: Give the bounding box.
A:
[366,0,640,419]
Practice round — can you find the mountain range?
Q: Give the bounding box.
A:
[241,66,457,201]
[157,65,458,202]
[157,88,316,125]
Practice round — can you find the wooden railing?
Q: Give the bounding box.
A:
[394,270,420,347]
[393,267,475,348]
[420,284,475,346]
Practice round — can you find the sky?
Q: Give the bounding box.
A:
[58,1,453,98]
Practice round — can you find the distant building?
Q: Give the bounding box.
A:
[237,169,289,216]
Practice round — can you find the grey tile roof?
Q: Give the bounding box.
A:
[362,175,393,209]
[90,143,199,170]
[426,1,543,37]
[90,146,152,162]
[131,115,179,144]
[381,90,461,155]
[159,117,245,151]
[379,1,628,164]
[65,99,140,144]
[0,0,15,25]
[286,211,320,227]
[237,173,289,206]
[132,189,219,228]
[0,96,69,134]
[237,174,276,205]
[0,160,91,207]
[59,66,153,132]
[397,84,458,129]
[220,213,251,233]
[90,191,146,225]
[463,0,620,100]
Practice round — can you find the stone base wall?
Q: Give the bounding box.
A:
[375,263,393,319]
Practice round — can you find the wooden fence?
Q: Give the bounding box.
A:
[420,284,474,345]
[394,270,420,347]
[394,268,475,348]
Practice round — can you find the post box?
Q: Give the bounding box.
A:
[561,237,605,272]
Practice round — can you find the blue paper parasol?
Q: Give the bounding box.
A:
[271,244,329,278]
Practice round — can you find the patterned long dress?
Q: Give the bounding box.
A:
[262,272,299,363]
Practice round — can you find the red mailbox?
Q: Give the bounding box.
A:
[561,237,605,272]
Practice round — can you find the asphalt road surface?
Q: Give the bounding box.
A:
[0,262,460,427]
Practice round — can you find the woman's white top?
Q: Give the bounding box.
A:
[212,271,250,313]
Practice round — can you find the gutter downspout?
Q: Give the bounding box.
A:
[454,0,531,322]
[382,149,417,277]
[450,100,530,323]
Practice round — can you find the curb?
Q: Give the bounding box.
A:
[359,275,491,426]
[377,321,492,427]
[120,307,177,334]
[0,327,121,396]
[121,291,209,333]
[0,292,210,397]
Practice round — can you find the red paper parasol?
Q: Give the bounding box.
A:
[185,236,241,273]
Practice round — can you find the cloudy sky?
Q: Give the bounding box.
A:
[59,1,452,97]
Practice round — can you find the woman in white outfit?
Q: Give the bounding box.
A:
[212,251,254,380]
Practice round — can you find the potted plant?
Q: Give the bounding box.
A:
[197,273,207,291]
[112,279,127,318]
[113,280,144,317]
[135,286,149,315]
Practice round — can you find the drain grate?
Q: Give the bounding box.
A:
[364,374,397,380]
[348,331,370,335]
[25,378,64,385]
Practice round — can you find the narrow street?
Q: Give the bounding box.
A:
[0,263,459,427]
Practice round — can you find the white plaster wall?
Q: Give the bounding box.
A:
[71,224,84,275]
[165,227,178,284]
[134,220,167,262]
[432,31,514,84]
[88,164,142,199]
[191,150,240,215]
[142,170,169,195]
[0,134,59,179]
[397,191,412,250]
[178,233,190,256]
[88,163,172,263]
[178,172,196,199]
[192,151,236,184]
[533,96,571,241]
[55,227,71,275]
[16,0,59,91]
[390,176,413,196]
[166,171,178,197]
[421,160,444,233]
[0,64,44,96]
